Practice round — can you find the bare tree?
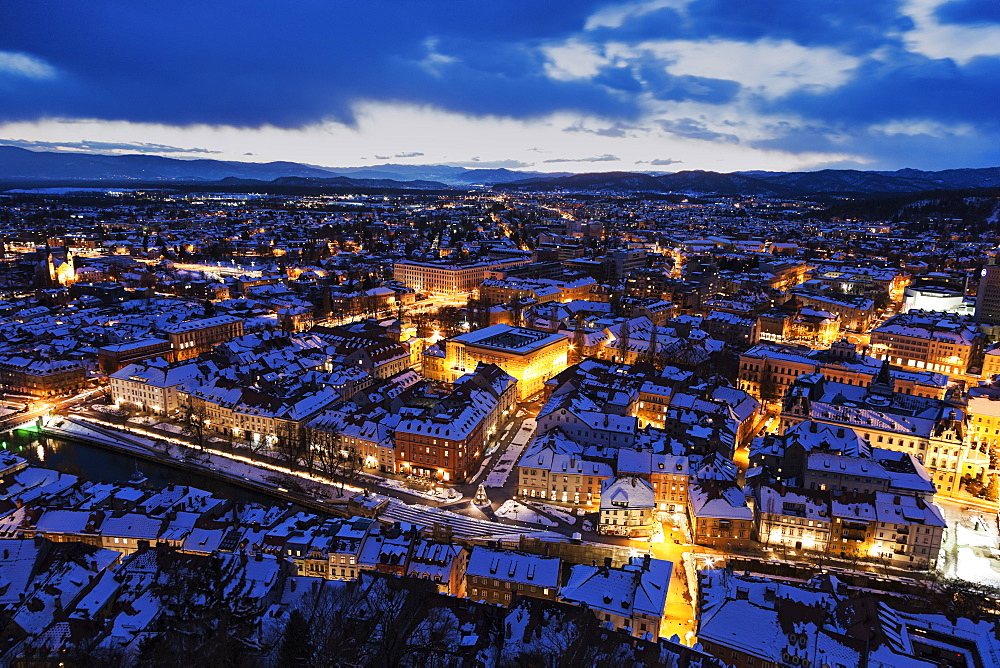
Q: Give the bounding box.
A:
[244,429,269,462]
[273,420,304,467]
[182,401,209,450]
[338,443,367,494]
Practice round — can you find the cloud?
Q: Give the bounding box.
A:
[447,159,533,168]
[649,158,683,165]
[543,154,620,163]
[0,51,56,79]
[902,0,1000,64]
[394,151,425,158]
[657,118,740,143]
[0,2,628,128]
[563,121,641,137]
[1,0,999,170]
[0,138,219,153]
[585,0,693,31]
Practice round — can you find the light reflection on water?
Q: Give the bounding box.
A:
[4,430,301,508]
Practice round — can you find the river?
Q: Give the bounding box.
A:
[1,428,302,508]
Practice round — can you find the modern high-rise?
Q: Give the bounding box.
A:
[975,258,1000,325]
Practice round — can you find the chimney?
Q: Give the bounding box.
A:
[604,557,613,569]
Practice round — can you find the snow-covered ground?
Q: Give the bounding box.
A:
[523,500,578,525]
[483,420,536,488]
[127,416,158,425]
[92,405,127,417]
[938,500,1000,587]
[154,423,187,434]
[61,414,474,509]
[382,499,552,539]
[495,499,557,526]
[482,463,513,488]
[378,476,462,503]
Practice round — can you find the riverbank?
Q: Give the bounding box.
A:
[34,416,556,541]
[39,417,360,517]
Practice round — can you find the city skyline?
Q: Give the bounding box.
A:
[1,0,999,173]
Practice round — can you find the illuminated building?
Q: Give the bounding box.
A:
[427,324,568,401]
[109,359,199,415]
[598,476,655,538]
[0,354,86,397]
[975,257,1000,325]
[869,311,981,376]
[97,338,171,374]
[396,365,516,482]
[161,314,244,361]
[790,290,875,332]
[650,453,688,512]
[739,341,949,404]
[393,258,529,296]
[780,371,989,499]
[635,380,672,429]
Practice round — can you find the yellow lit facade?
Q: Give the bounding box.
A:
[425,324,568,400]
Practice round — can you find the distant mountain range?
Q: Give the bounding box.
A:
[0,146,558,188]
[497,167,1000,196]
[1,145,1000,196]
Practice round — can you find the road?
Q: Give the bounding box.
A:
[0,387,105,431]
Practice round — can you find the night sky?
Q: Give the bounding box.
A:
[1,0,998,172]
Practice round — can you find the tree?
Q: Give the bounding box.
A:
[277,609,313,667]
[337,443,367,494]
[135,552,260,668]
[983,474,999,502]
[872,291,892,312]
[182,401,209,450]
[273,420,304,467]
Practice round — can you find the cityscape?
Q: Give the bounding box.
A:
[2,2,1000,667]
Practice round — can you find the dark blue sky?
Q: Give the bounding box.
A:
[1,0,998,171]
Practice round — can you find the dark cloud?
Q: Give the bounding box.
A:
[588,0,911,54]
[650,158,683,166]
[394,152,424,158]
[543,154,619,163]
[657,118,739,143]
[767,50,1000,130]
[0,138,218,153]
[0,1,629,128]
[936,0,1000,25]
[0,0,997,169]
[747,120,1000,170]
[632,61,741,104]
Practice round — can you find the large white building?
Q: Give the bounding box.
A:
[393,258,529,295]
[109,359,199,415]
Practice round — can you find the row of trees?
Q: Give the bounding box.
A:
[180,402,368,497]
